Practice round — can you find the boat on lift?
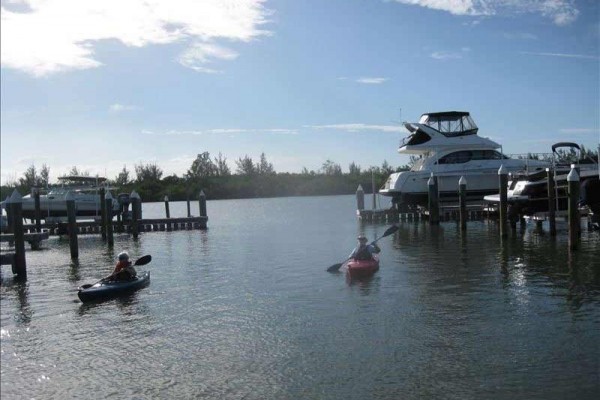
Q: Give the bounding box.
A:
[18,176,122,222]
[379,111,549,210]
[483,142,600,217]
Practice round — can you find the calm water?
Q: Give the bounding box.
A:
[1,195,599,399]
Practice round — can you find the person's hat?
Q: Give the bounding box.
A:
[118,251,130,261]
[357,235,368,242]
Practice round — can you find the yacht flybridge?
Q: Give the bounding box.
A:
[379,111,549,210]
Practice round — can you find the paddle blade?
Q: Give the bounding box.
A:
[382,224,399,238]
[134,255,152,266]
[371,225,399,244]
[327,263,344,273]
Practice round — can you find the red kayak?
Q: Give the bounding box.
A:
[344,255,379,279]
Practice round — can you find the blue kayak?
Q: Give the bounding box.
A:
[78,272,150,302]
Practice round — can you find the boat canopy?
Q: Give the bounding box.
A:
[418,111,478,137]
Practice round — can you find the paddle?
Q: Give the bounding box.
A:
[78,255,152,290]
[326,225,399,272]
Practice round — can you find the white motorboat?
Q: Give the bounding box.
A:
[379,111,550,210]
[483,142,600,217]
[18,176,122,221]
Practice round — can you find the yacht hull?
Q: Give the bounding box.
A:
[20,197,121,220]
[380,167,546,209]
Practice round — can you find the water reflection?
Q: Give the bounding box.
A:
[68,260,81,283]
[77,290,148,316]
[1,278,32,324]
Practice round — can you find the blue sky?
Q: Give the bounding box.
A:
[1,0,599,184]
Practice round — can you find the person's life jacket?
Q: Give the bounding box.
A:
[354,245,373,260]
[115,261,136,280]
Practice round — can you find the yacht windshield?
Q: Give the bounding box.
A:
[418,112,478,137]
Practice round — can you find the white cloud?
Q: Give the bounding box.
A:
[307,124,404,133]
[177,43,239,73]
[559,128,599,134]
[109,103,139,112]
[430,51,463,60]
[355,77,388,84]
[430,46,471,60]
[393,0,579,25]
[1,0,271,76]
[520,51,599,60]
[141,127,298,136]
[503,32,538,40]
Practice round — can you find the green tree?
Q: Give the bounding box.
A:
[66,166,90,176]
[257,153,274,175]
[115,165,132,186]
[40,164,50,187]
[321,159,342,175]
[135,162,163,182]
[19,164,40,188]
[349,162,361,175]
[214,152,231,176]
[236,155,256,175]
[187,152,217,179]
[380,160,394,176]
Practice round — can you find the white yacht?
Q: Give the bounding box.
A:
[18,176,122,221]
[379,111,549,210]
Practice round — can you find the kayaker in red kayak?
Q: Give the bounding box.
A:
[349,235,380,260]
[108,251,137,281]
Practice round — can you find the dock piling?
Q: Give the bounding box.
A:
[164,195,171,219]
[6,190,27,278]
[356,185,365,211]
[199,190,207,218]
[105,192,114,247]
[498,165,508,238]
[130,191,140,239]
[33,188,42,233]
[459,176,467,231]
[186,192,191,218]
[66,192,79,260]
[100,187,106,239]
[567,165,580,251]
[547,168,557,236]
[428,174,439,225]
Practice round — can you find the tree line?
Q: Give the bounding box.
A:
[1,152,410,202]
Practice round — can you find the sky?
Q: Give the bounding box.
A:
[1,0,599,184]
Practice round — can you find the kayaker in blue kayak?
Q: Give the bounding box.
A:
[349,235,380,261]
[107,251,137,281]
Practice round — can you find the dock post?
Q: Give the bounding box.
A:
[428,173,439,225]
[5,196,13,234]
[164,195,170,219]
[498,165,508,239]
[7,190,27,278]
[199,190,207,217]
[356,185,365,211]
[105,192,114,247]
[186,192,191,217]
[371,169,377,210]
[33,187,42,233]
[547,168,556,236]
[567,166,580,251]
[130,191,140,239]
[66,192,79,260]
[459,176,467,231]
[100,187,106,240]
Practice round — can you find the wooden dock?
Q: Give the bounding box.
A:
[15,216,208,236]
[1,232,49,249]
